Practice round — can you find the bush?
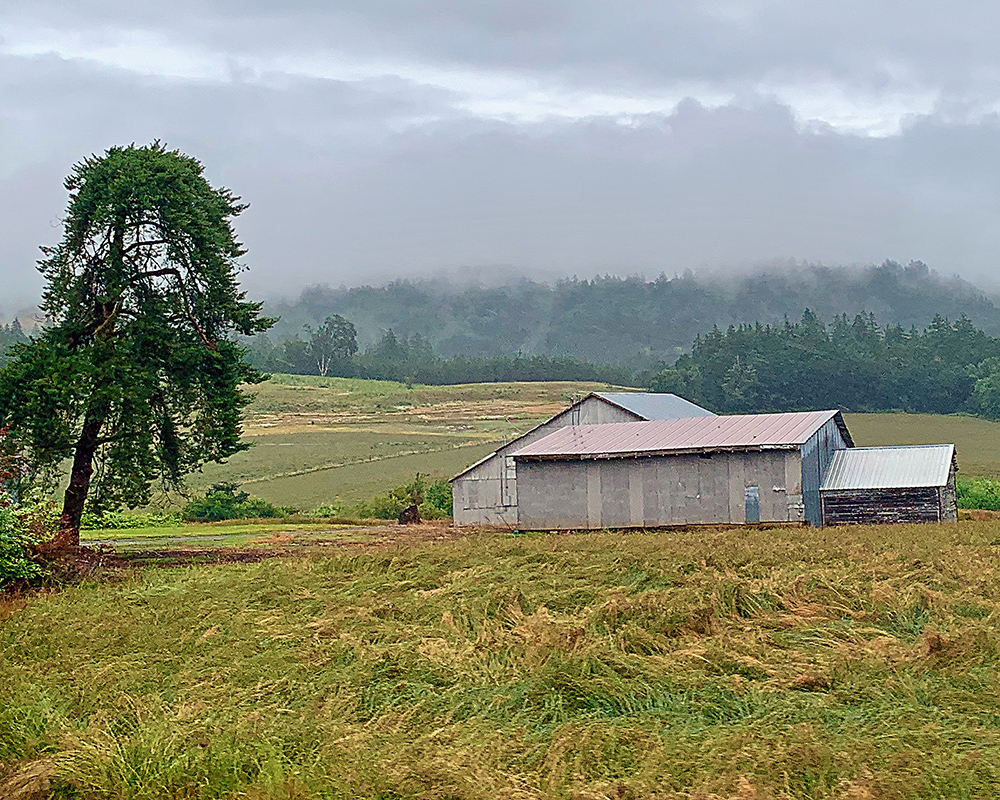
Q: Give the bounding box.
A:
[957,477,1000,510]
[314,476,453,521]
[0,502,55,589]
[182,483,289,522]
[80,510,184,529]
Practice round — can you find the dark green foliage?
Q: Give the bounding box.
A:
[0,430,51,588]
[263,261,1000,368]
[308,315,358,377]
[0,143,274,540]
[957,477,1000,510]
[182,482,287,522]
[0,507,44,588]
[0,320,26,370]
[315,475,453,520]
[245,327,633,385]
[660,310,1000,414]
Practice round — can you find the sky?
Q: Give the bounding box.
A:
[3,1,1000,313]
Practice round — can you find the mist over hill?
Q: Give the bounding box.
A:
[264,261,1000,368]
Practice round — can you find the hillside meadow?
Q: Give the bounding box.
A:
[191,376,615,509]
[185,376,1000,513]
[4,521,1000,799]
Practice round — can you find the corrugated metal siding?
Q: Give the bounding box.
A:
[801,417,849,527]
[820,445,955,490]
[451,394,642,526]
[517,450,804,529]
[515,411,842,459]
[594,392,716,420]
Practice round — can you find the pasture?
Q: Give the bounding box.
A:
[186,377,1000,513]
[4,521,1000,799]
[190,376,614,510]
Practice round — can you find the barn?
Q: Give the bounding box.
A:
[450,392,715,527]
[819,445,958,525]
[510,410,852,529]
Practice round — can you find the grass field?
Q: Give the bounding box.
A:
[4,522,1000,799]
[141,375,1000,513]
[845,412,1000,477]
[188,376,616,510]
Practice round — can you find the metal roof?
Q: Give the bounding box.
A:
[450,391,714,481]
[820,445,956,491]
[594,392,716,419]
[514,410,843,460]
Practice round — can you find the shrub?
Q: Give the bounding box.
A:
[80,510,184,530]
[316,476,453,521]
[0,502,56,589]
[956,476,1000,510]
[182,483,289,522]
[0,428,51,589]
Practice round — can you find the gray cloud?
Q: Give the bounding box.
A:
[2,3,1000,313]
[7,1,1000,100]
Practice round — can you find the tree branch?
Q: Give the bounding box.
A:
[121,238,170,256]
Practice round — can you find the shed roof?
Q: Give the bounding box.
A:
[450,391,713,481]
[593,392,716,420]
[819,445,956,491]
[514,410,846,460]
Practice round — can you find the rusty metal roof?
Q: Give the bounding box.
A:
[514,410,844,459]
[820,445,956,490]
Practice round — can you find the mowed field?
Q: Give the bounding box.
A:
[846,412,1000,477]
[191,375,615,510]
[190,376,1000,510]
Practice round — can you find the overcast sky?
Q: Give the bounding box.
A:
[3,1,1000,313]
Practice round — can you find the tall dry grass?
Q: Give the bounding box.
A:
[3,522,1000,798]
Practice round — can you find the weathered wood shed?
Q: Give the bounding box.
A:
[451,392,714,527]
[511,410,852,529]
[819,445,958,525]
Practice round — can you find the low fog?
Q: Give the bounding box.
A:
[3,1,1000,315]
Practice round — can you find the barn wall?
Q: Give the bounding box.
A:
[801,418,849,527]
[452,396,640,526]
[941,466,958,522]
[821,487,943,525]
[516,449,805,530]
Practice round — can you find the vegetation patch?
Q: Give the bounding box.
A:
[182,483,291,522]
[315,475,453,521]
[957,476,1000,510]
[3,522,1000,798]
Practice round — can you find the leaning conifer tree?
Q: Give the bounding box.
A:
[0,143,274,546]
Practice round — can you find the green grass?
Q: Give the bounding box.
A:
[80,521,359,542]
[246,374,613,418]
[845,412,1000,477]
[4,522,1000,798]
[127,377,1000,512]
[238,442,497,510]
[180,375,616,510]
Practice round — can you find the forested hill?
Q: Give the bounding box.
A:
[264,261,1000,367]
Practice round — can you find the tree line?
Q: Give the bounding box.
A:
[262,261,1000,368]
[243,307,1000,419]
[244,319,633,385]
[647,311,1000,417]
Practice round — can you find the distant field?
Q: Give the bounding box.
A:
[183,378,1000,511]
[189,375,617,510]
[845,412,1000,477]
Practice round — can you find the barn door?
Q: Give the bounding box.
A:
[745,485,760,524]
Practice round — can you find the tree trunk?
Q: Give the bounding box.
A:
[56,401,108,547]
